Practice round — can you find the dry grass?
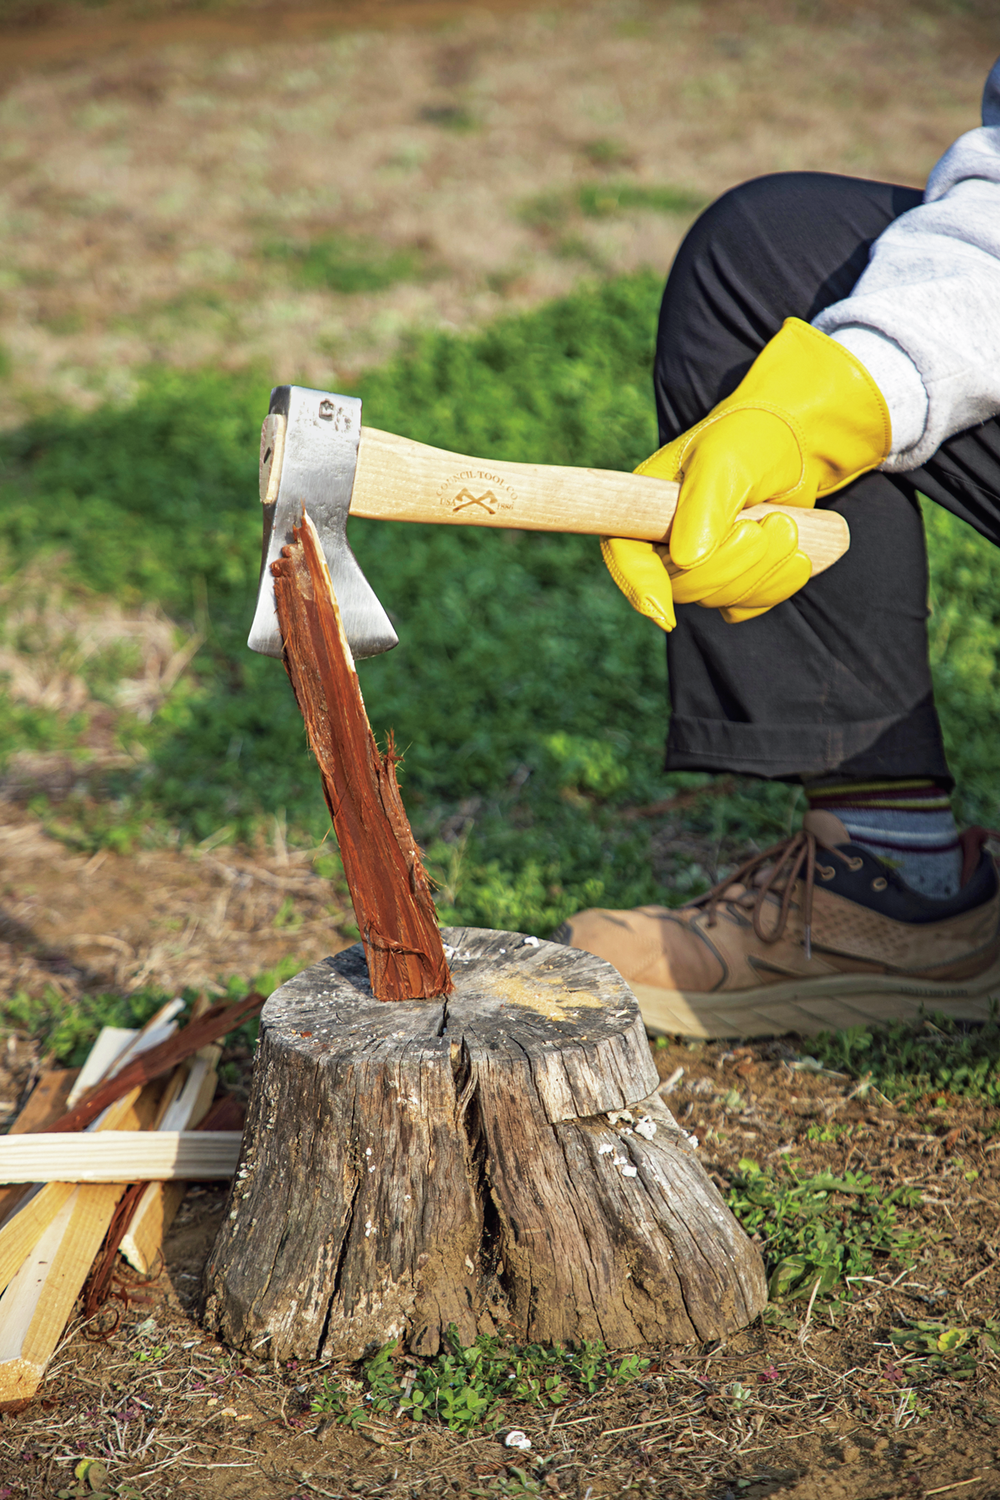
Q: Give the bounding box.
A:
[0,0,996,424]
[0,559,199,724]
[0,801,353,1005]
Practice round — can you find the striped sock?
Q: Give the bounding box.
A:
[804,778,961,900]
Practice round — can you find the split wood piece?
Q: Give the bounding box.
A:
[40,992,263,1135]
[203,929,767,1359]
[0,1082,164,1409]
[0,1070,79,1232]
[117,1047,222,1276]
[0,1132,242,1184]
[120,1093,244,1277]
[65,999,185,1110]
[271,513,452,1004]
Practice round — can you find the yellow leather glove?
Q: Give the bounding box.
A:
[602,317,892,628]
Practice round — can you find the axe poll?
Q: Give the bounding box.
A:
[248,385,851,660]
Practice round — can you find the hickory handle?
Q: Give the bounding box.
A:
[351,427,850,576]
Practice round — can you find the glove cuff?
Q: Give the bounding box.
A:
[635,318,892,506]
[730,318,892,502]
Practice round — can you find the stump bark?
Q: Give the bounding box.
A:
[202,928,767,1358]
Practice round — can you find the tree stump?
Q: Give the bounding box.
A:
[202,928,766,1359]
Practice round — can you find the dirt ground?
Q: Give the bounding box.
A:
[2,1,1000,1497]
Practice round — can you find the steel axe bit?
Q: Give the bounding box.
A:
[249,384,852,660]
[250,386,398,660]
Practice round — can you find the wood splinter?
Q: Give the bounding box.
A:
[271,514,452,1003]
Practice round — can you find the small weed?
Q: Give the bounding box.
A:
[805,1120,853,1143]
[473,1468,542,1498]
[727,1159,920,1302]
[56,1458,141,1498]
[310,1329,649,1436]
[419,104,478,132]
[135,1343,170,1362]
[310,1376,365,1428]
[890,1319,1000,1381]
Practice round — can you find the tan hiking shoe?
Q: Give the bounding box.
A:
[554,811,1000,1038]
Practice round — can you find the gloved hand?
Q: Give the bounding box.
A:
[602,317,892,629]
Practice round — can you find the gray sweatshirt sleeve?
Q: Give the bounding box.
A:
[813,57,1000,471]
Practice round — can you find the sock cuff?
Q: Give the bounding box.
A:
[806,778,951,813]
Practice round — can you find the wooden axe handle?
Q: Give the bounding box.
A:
[351,427,849,575]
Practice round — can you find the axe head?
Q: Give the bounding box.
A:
[247,385,399,661]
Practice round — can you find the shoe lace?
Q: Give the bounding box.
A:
[692,830,857,962]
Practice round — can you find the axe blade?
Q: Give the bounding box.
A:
[247,385,399,661]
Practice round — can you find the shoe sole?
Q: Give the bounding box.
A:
[626,955,1000,1039]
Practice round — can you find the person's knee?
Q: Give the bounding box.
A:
[654,172,913,434]
[685,172,815,252]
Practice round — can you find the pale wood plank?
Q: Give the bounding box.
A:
[0,1132,242,1182]
[0,1070,80,1231]
[119,1046,221,1274]
[0,1184,76,1293]
[0,1081,167,1405]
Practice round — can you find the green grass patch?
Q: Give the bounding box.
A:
[811,1016,1000,1109]
[578,137,633,169]
[311,1328,648,1435]
[262,232,426,294]
[1,271,1000,934]
[727,1158,920,1303]
[578,182,707,219]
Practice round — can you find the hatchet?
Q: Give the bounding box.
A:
[248,385,850,659]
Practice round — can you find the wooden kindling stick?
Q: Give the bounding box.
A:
[271,513,452,1003]
[0,1133,242,1184]
[38,993,264,1136]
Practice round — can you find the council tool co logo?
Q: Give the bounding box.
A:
[439,469,518,517]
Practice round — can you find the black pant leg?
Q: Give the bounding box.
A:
[655,171,1000,783]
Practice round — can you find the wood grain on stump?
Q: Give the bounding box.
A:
[203,929,766,1359]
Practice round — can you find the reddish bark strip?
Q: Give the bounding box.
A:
[271,515,453,1003]
[40,993,265,1136]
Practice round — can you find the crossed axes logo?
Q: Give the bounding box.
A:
[451,488,499,515]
